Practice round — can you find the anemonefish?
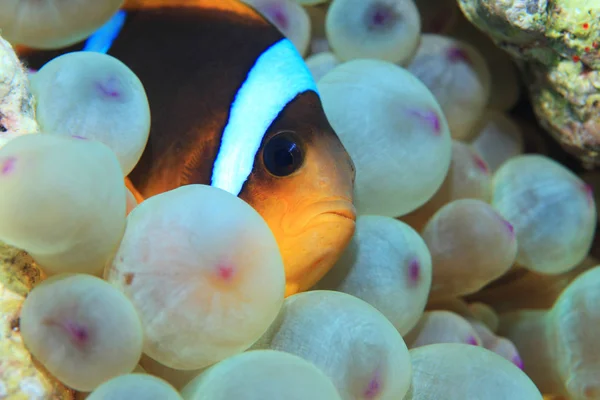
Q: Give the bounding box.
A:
[18,0,356,296]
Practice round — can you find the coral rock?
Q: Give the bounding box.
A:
[0,242,75,399]
[0,33,69,399]
[457,0,600,166]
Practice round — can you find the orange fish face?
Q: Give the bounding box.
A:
[238,91,356,296]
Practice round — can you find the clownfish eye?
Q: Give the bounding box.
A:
[262,131,304,177]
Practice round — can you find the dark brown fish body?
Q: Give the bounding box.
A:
[18,0,356,296]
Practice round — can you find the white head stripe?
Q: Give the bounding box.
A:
[210,38,318,196]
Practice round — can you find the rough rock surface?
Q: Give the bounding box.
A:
[0,33,74,400]
[458,0,600,166]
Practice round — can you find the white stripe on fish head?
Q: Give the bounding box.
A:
[210,38,318,196]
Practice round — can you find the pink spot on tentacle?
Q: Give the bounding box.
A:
[447,47,472,64]
[493,210,515,239]
[72,135,87,140]
[503,219,515,237]
[266,4,289,30]
[365,3,398,32]
[512,355,524,370]
[472,153,489,173]
[95,76,122,99]
[408,109,441,135]
[372,9,389,26]
[467,336,479,345]
[363,370,382,399]
[216,263,235,281]
[62,320,90,347]
[1,156,16,175]
[407,258,420,285]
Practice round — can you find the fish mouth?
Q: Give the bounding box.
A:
[321,207,356,222]
[282,197,356,235]
[281,198,356,296]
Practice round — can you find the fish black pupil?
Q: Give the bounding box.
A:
[263,133,303,177]
[274,143,296,166]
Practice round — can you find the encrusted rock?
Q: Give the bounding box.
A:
[0,242,75,400]
[458,0,600,166]
[0,33,73,400]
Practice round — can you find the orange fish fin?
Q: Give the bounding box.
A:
[125,176,145,204]
[122,0,262,21]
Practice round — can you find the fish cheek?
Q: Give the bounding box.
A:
[239,93,354,213]
[238,155,302,229]
[238,152,312,288]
